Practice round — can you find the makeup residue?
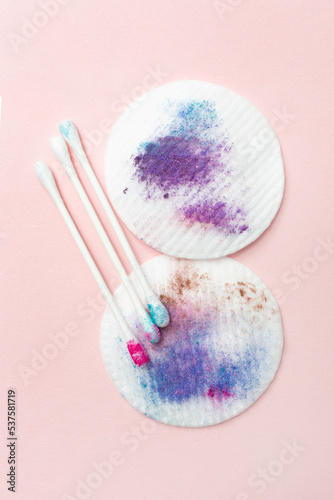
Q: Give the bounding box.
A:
[180,200,249,233]
[130,100,250,235]
[136,265,270,405]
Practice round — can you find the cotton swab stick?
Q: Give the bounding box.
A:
[34,161,149,367]
[59,120,170,328]
[50,136,160,344]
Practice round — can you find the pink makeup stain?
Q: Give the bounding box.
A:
[127,340,150,367]
[207,386,234,401]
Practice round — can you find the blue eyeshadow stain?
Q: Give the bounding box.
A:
[138,302,262,405]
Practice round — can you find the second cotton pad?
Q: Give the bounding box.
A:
[100,256,283,427]
[105,80,284,259]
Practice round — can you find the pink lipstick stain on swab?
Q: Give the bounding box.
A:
[127,340,150,367]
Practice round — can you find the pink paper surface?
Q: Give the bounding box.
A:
[1,1,334,499]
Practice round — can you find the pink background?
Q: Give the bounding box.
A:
[1,1,334,498]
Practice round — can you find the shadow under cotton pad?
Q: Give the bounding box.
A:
[105,80,284,259]
[100,256,283,427]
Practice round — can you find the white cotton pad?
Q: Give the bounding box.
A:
[100,256,283,427]
[105,80,284,259]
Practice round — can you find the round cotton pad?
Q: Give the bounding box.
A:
[105,80,284,259]
[100,256,283,427]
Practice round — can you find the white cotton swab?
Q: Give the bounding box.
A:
[49,136,160,344]
[59,120,170,329]
[34,161,150,367]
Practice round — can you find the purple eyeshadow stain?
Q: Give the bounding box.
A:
[133,135,226,193]
[133,101,230,195]
[131,99,250,235]
[138,302,261,405]
[180,199,249,233]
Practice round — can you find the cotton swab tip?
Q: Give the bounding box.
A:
[34,161,60,200]
[140,312,161,343]
[127,340,150,367]
[50,136,71,164]
[34,161,50,180]
[147,295,170,328]
[59,120,83,155]
[59,119,77,139]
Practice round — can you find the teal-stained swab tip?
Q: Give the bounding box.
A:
[59,120,73,138]
[140,312,161,343]
[147,297,170,328]
[59,120,83,155]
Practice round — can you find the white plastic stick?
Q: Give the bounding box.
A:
[59,120,170,328]
[34,162,149,367]
[50,136,160,344]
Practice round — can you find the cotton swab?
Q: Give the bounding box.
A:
[59,120,170,328]
[34,161,149,367]
[49,136,160,344]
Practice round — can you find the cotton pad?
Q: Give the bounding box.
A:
[100,255,283,427]
[105,80,284,259]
